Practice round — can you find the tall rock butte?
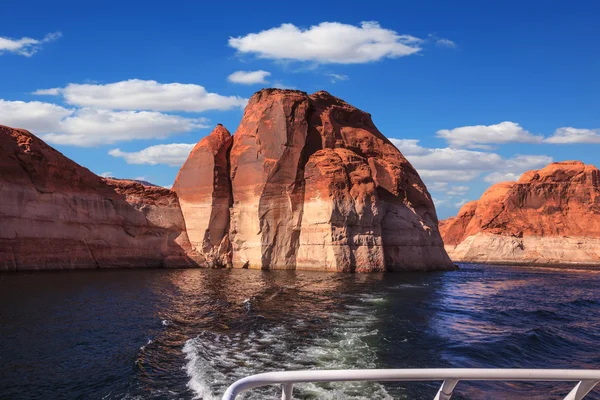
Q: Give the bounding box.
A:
[175,89,453,272]
[0,125,200,271]
[440,161,600,266]
[173,124,233,267]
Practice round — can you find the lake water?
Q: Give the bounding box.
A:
[1,264,600,399]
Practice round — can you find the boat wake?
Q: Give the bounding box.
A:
[182,294,392,400]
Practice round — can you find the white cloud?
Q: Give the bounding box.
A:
[229,21,422,64]
[393,137,552,209]
[0,99,207,146]
[544,127,600,144]
[428,182,449,192]
[0,32,61,57]
[436,38,456,48]
[99,172,113,178]
[34,79,248,112]
[32,87,62,95]
[327,73,349,83]
[272,81,296,89]
[390,138,431,156]
[436,121,543,148]
[446,186,469,196]
[227,70,271,84]
[109,143,195,166]
[45,109,207,147]
[484,172,521,183]
[0,99,71,132]
[503,154,553,172]
[391,138,551,184]
[454,199,470,208]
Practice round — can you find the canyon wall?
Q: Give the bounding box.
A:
[440,161,600,266]
[1,89,453,273]
[0,125,199,271]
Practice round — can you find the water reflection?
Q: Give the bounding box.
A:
[2,265,600,400]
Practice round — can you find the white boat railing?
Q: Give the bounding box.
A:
[221,368,600,400]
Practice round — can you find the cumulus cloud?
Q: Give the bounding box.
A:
[272,81,296,89]
[544,127,600,144]
[391,138,552,184]
[484,172,521,183]
[0,32,61,57]
[446,186,470,196]
[99,172,113,178]
[390,138,431,156]
[0,99,72,132]
[427,182,449,192]
[436,121,543,148]
[454,199,470,208]
[0,99,207,146]
[109,143,195,166]
[227,70,271,84]
[34,79,248,112]
[229,21,422,64]
[32,88,62,95]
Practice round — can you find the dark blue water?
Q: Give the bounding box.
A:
[1,264,600,400]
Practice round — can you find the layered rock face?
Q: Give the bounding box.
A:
[180,89,452,272]
[173,124,233,267]
[440,161,600,266]
[0,125,199,271]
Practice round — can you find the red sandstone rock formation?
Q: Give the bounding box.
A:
[440,161,600,265]
[181,89,452,272]
[1,89,453,273]
[0,125,199,271]
[173,124,233,267]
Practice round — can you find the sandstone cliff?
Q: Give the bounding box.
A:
[440,161,600,266]
[172,124,233,267]
[0,125,199,271]
[176,89,453,272]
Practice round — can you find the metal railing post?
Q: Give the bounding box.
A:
[220,369,600,400]
[281,383,293,400]
[563,380,599,400]
[434,379,458,400]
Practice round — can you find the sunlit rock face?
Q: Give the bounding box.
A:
[440,161,600,266]
[179,89,453,272]
[0,89,452,273]
[0,125,200,271]
[173,124,233,267]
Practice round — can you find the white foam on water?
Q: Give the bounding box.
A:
[139,339,153,351]
[392,283,428,289]
[182,295,394,400]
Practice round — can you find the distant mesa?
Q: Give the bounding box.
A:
[109,178,161,187]
[0,88,453,272]
[440,161,600,266]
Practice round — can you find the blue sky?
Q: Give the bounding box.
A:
[1,0,599,218]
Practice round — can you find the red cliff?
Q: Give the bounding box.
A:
[440,161,600,266]
[173,124,233,267]
[179,89,453,272]
[0,125,199,271]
